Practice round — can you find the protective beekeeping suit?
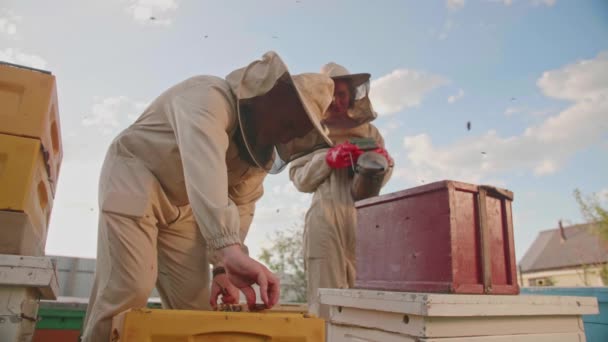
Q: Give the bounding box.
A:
[81,51,334,342]
[289,63,393,319]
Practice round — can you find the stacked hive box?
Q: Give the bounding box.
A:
[111,308,325,341]
[320,289,598,341]
[0,62,62,256]
[0,255,59,340]
[317,181,598,341]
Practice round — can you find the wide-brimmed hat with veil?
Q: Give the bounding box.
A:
[226,52,335,173]
[320,62,377,128]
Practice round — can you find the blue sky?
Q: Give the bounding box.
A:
[2,0,607,262]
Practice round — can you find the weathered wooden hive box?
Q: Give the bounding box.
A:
[355,180,518,295]
[320,288,598,341]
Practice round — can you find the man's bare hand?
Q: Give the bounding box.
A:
[209,273,240,310]
[219,244,280,310]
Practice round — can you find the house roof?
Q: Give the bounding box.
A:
[519,222,608,273]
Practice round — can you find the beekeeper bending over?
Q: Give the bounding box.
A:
[289,63,393,319]
[82,52,335,341]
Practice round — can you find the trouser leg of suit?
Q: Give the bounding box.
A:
[81,154,210,342]
[306,252,355,320]
[82,209,211,342]
[155,205,210,309]
[81,211,160,342]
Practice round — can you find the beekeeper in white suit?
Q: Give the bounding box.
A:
[289,63,393,319]
[81,51,335,341]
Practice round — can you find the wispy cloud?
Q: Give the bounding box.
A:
[599,188,608,201]
[504,106,554,117]
[504,107,522,116]
[438,19,454,40]
[0,48,47,69]
[448,88,465,103]
[379,120,404,140]
[532,0,556,7]
[447,0,465,11]
[399,51,608,182]
[371,69,448,115]
[487,0,555,6]
[82,96,148,135]
[486,0,514,5]
[0,8,20,37]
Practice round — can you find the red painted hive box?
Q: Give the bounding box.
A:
[355,180,519,295]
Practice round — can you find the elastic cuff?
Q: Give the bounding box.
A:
[208,234,241,250]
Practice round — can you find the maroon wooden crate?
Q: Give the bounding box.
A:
[355,180,519,295]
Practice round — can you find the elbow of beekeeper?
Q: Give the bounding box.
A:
[80,51,335,342]
[288,62,393,320]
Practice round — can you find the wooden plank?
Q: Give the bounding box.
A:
[452,187,482,290]
[422,316,585,338]
[329,306,584,337]
[329,324,586,342]
[0,254,54,268]
[355,180,451,208]
[422,332,586,341]
[504,201,518,287]
[319,289,599,316]
[329,324,417,342]
[0,255,59,299]
[477,188,492,293]
[0,287,40,341]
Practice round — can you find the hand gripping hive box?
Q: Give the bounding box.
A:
[355,180,519,295]
[0,62,63,195]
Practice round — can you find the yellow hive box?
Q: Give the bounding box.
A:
[111,309,325,341]
[0,134,53,256]
[0,62,63,195]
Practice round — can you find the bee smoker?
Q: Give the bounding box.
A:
[348,138,390,201]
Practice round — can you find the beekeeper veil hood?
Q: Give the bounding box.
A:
[227,52,334,174]
[320,62,377,128]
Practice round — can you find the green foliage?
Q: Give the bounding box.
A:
[574,189,608,242]
[601,265,608,285]
[258,224,307,303]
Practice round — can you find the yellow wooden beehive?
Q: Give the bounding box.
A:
[111,308,325,341]
[0,62,63,194]
[0,133,53,256]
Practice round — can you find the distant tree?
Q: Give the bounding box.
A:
[574,189,608,242]
[601,267,608,286]
[574,189,608,284]
[258,223,307,303]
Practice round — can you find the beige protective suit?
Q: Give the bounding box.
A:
[81,52,334,341]
[289,63,392,319]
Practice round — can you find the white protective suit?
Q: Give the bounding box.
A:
[289,63,392,319]
[81,52,334,341]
